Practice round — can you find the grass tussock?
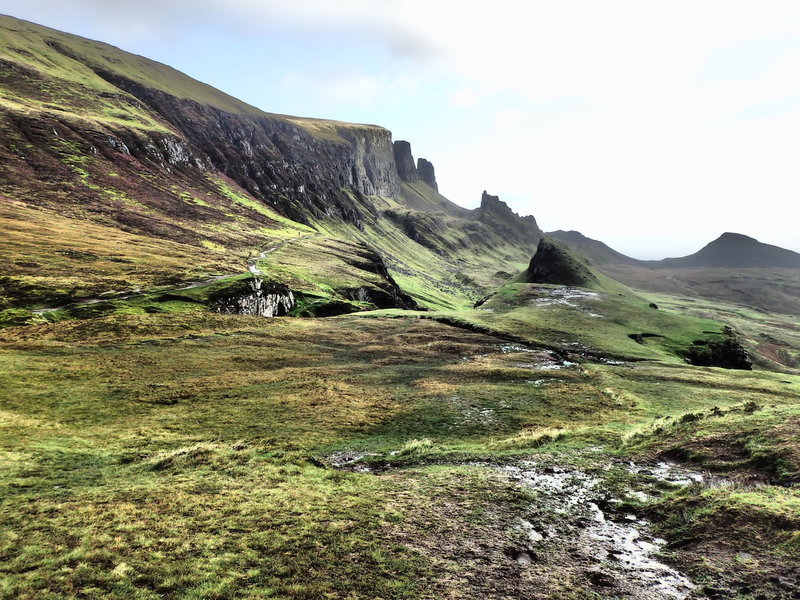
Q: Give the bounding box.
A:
[489,427,571,450]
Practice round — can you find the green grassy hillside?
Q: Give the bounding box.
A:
[0,14,391,141]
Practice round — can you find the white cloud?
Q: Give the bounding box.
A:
[326,74,421,108]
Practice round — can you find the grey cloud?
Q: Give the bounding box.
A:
[1,0,443,63]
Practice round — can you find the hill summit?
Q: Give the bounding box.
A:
[660,232,800,269]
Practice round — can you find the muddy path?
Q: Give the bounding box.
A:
[500,459,698,600]
[330,447,713,598]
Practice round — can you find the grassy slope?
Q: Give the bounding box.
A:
[0,15,538,318]
[0,15,385,140]
[599,262,800,316]
[1,313,798,598]
[429,254,728,363]
[313,183,537,311]
[642,292,800,374]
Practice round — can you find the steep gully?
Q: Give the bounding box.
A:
[213,236,315,317]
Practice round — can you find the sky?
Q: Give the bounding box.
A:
[2,0,799,258]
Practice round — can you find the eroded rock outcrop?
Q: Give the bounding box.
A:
[393,140,420,183]
[416,158,438,190]
[212,278,295,317]
[682,327,753,370]
[475,191,542,247]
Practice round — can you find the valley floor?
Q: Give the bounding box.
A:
[1,312,799,599]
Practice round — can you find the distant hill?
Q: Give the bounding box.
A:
[656,233,800,269]
[548,229,800,314]
[550,230,800,270]
[548,230,641,266]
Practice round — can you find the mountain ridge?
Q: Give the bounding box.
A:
[550,229,800,269]
[0,14,542,317]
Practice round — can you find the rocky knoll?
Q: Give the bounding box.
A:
[681,326,753,370]
[525,238,598,288]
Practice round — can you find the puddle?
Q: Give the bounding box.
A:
[499,343,536,354]
[626,460,735,488]
[500,347,577,371]
[525,378,564,386]
[443,395,500,428]
[601,358,626,365]
[326,451,379,472]
[502,463,696,599]
[529,287,601,310]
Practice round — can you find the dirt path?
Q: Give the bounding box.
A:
[245,233,315,276]
[33,234,316,315]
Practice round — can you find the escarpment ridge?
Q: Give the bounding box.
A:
[0,15,543,315]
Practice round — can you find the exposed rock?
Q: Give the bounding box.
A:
[212,278,295,317]
[682,327,752,370]
[416,157,438,190]
[475,191,541,249]
[525,238,599,288]
[393,140,420,183]
[337,246,418,310]
[89,70,401,225]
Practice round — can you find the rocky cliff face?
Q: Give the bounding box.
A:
[475,191,543,249]
[393,141,439,191]
[91,71,402,224]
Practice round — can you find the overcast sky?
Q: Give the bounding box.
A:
[3,0,799,258]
